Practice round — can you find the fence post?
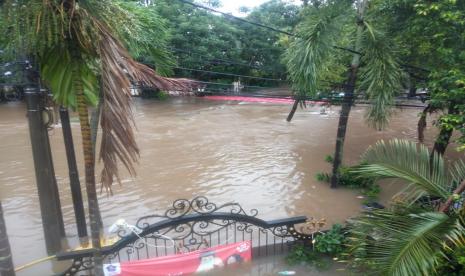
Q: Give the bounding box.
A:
[0,202,15,276]
[59,107,88,243]
[24,86,65,254]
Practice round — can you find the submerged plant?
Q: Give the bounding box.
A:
[316,161,380,204]
[286,244,330,270]
[347,139,465,276]
[314,224,346,255]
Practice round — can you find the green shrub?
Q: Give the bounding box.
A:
[314,224,346,255]
[324,155,334,164]
[315,172,331,182]
[315,159,380,203]
[156,90,169,100]
[286,244,330,270]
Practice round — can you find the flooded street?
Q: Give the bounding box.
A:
[0,97,451,275]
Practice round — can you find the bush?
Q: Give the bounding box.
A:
[286,244,330,270]
[316,159,380,203]
[314,224,346,255]
[315,172,331,182]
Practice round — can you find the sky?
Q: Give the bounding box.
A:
[219,0,299,16]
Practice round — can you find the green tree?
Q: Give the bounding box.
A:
[153,0,299,88]
[377,0,465,156]
[285,0,403,187]
[348,139,465,275]
[2,0,189,274]
[153,0,244,81]
[237,0,300,82]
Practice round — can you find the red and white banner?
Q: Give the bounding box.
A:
[103,241,252,276]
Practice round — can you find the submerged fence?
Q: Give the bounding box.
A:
[56,196,319,275]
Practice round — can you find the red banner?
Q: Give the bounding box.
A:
[103,241,252,276]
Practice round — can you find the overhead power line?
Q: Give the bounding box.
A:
[171,47,284,73]
[174,66,286,82]
[174,0,295,37]
[173,0,433,73]
[173,0,362,55]
[195,80,273,90]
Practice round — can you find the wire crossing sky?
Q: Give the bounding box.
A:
[219,0,300,16]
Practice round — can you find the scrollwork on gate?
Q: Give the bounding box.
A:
[56,196,311,276]
[136,196,259,229]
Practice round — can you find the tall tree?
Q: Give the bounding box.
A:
[285,0,403,187]
[377,0,465,156]
[2,0,190,274]
[153,0,299,88]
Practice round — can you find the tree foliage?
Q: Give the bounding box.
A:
[152,0,299,87]
[285,1,404,129]
[375,0,465,150]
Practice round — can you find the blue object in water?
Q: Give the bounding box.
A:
[278,271,296,275]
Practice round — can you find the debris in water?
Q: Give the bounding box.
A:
[278,271,296,275]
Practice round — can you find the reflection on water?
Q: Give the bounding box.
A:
[0,97,453,275]
[210,254,346,276]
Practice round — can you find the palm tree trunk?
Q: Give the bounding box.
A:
[439,180,465,213]
[431,127,453,156]
[64,0,103,267]
[330,0,367,188]
[0,201,15,276]
[430,103,457,160]
[417,104,430,143]
[330,70,357,188]
[74,69,103,276]
[90,95,104,232]
[408,82,416,98]
[286,99,300,122]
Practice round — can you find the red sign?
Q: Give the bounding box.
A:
[103,241,252,276]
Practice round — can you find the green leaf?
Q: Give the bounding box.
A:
[356,139,450,201]
[40,46,98,108]
[349,207,465,276]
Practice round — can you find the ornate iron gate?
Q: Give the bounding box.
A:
[56,197,316,275]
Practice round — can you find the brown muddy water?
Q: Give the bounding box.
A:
[0,97,458,275]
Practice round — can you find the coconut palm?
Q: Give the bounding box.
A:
[347,139,465,276]
[284,0,403,188]
[2,0,191,274]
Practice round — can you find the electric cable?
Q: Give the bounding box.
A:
[172,0,432,72]
[174,66,285,82]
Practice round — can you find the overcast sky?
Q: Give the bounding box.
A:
[219,0,299,16]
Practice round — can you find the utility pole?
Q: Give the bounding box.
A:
[59,107,88,243]
[24,86,65,254]
[0,201,15,276]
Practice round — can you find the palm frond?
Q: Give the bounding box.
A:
[94,20,193,191]
[81,0,175,76]
[448,160,465,193]
[348,206,465,276]
[360,22,403,130]
[40,46,98,107]
[284,3,349,97]
[356,139,450,201]
[2,0,68,58]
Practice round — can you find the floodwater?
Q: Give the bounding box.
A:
[0,97,457,275]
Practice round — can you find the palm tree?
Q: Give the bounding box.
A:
[285,0,403,188]
[2,1,191,274]
[347,139,465,275]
